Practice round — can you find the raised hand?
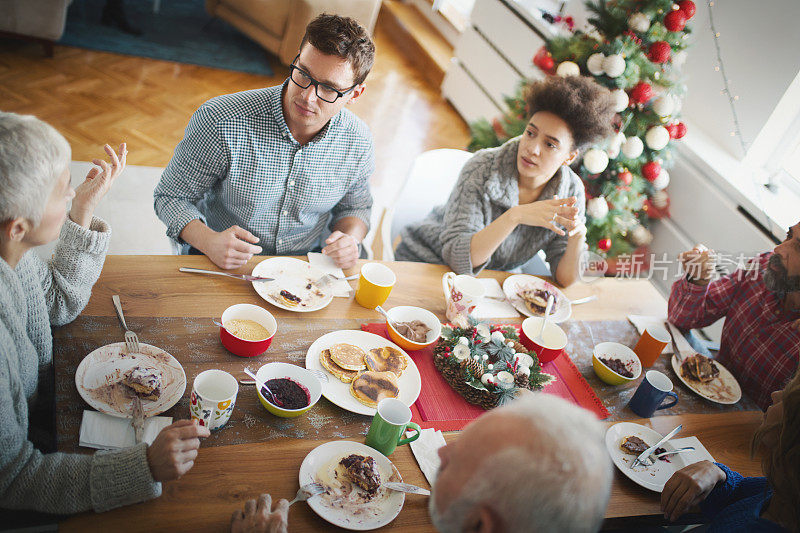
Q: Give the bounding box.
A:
[679,244,716,284]
[70,143,127,227]
[511,196,580,236]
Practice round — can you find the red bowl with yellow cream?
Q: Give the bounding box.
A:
[220,304,277,357]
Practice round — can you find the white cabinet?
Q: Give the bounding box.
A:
[442,0,553,123]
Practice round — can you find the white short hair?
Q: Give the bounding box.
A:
[435,393,612,533]
[0,111,71,224]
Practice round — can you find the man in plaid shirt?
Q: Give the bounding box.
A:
[154,15,375,269]
[668,221,800,410]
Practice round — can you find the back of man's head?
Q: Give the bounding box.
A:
[431,393,612,533]
[300,13,375,85]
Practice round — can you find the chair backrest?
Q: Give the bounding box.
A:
[382,148,473,260]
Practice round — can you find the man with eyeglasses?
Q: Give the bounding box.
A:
[154,14,375,269]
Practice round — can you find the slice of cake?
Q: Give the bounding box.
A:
[122,365,162,401]
[339,454,381,497]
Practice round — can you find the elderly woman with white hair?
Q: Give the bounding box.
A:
[0,111,209,514]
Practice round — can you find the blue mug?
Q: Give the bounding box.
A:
[627,370,679,418]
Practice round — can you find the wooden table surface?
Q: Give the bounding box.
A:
[56,256,762,531]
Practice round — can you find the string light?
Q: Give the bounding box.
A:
[708,0,748,156]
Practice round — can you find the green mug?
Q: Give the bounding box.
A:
[365,398,421,456]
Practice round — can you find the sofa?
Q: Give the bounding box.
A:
[0,0,73,56]
[205,0,382,66]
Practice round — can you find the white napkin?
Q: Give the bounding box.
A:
[79,410,173,450]
[627,315,694,357]
[307,252,352,297]
[472,278,520,319]
[409,428,447,485]
[667,436,715,465]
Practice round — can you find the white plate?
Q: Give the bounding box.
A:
[75,342,186,417]
[671,354,742,405]
[299,440,404,531]
[251,257,333,312]
[605,422,688,492]
[306,330,422,416]
[502,274,571,323]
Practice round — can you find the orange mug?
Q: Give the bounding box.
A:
[633,325,670,367]
[355,263,396,309]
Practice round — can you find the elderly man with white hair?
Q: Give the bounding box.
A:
[0,111,209,515]
[231,393,612,533]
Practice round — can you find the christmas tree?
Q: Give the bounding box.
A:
[468,0,695,258]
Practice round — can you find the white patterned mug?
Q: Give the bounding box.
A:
[190,369,238,431]
[442,272,485,322]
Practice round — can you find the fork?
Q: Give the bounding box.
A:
[288,483,325,506]
[313,273,359,289]
[641,446,696,466]
[112,295,140,354]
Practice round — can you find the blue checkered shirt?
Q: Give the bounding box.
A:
[154,80,374,254]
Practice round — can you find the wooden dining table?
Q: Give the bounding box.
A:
[55,256,763,531]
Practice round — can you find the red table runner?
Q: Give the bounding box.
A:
[362,323,609,431]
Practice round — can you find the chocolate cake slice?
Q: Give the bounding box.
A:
[681,354,720,383]
[620,435,649,455]
[122,365,162,400]
[339,454,381,497]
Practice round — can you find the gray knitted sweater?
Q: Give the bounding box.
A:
[395,137,586,275]
[0,217,160,514]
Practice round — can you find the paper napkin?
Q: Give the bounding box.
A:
[627,315,694,357]
[79,410,173,450]
[307,252,352,297]
[472,278,520,319]
[410,428,447,485]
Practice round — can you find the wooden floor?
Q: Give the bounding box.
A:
[0,15,470,200]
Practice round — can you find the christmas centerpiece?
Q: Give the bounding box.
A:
[468,0,695,261]
[433,318,554,410]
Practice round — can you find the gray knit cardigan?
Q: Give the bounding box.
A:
[0,217,160,513]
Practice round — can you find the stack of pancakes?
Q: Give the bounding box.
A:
[319,343,407,407]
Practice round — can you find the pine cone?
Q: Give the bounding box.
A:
[461,358,484,378]
[515,372,531,389]
[512,341,527,353]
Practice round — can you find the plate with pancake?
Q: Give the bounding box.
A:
[75,342,186,417]
[299,440,404,530]
[671,353,741,405]
[306,330,422,416]
[502,274,571,323]
[605,422,691,492]
[251,257,333,312]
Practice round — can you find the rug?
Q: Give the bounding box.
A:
[60,0,274,76]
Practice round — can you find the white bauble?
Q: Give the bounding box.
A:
[481,373,495,387]
[496,371,515,390]
[457,336,470,346]
[652,190,669,209]
[475,323,491,340]
[516,365,531,378]
[514,353,535,369]
[606,131,626,159]
[490,331,506,345]
[583,148,609,174]
[586,197,609,219]
[556,60,580,77]
[645,126,671,150]
[672,50,688,68]
[652,169,670,190]
[603,54,626,78]
[628,12,651,33]
[453,343,470,361]
[622,136,644,159]
[631,225,654,246]
[652,95,675,117]
[612,88,629,112]
[586,53,606,76]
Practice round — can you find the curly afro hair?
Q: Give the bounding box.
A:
[524,76,616,150]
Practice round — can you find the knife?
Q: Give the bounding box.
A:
[179,267,274,282]
[131,395,145,444]
[631,424,682,469]
[384,482,430,496]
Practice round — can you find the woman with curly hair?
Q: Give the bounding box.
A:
[395,75,616,286]
[661,369,800,531]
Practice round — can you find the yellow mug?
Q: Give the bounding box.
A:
[355,263,396,309]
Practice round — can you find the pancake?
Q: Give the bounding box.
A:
[350,371,400,408]
[329,343,367,371]
[620,435,649,455]
[319,349,359,383]
[365,346,408,377]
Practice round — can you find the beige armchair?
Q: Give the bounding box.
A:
[205,0,381,66]
[0,0,73,56]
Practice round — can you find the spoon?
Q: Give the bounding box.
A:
[375,305,399,330]
[536,295,555,342]
[243,368,284,408]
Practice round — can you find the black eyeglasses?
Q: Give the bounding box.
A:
[288,55,357,103]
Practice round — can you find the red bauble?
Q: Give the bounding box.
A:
[664,10,686,32]
[678,0,697,20]
[598,238,612,252]
[665,123,679,139]
[642,161,662,182]
[533,46,555,72]
[674,122,688,139]
[619,170,633,185]
[540,55,555,70]
[629,81,654,104]
[648,41,671,63]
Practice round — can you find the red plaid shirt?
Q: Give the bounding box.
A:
[668,252,800,410]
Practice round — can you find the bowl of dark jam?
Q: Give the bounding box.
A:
[255,362,322,418]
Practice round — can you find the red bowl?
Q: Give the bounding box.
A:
[519,317,567,364]
[219,304,277,357]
